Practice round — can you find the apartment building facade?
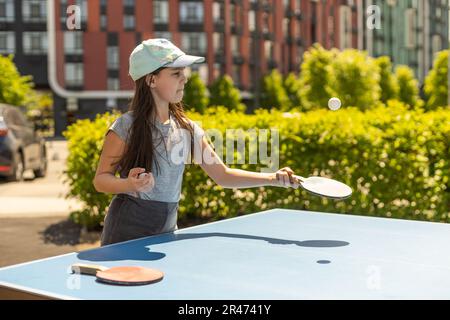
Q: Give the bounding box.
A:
[0,0,448,136]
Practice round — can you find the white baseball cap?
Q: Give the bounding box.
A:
[129,38,205,81]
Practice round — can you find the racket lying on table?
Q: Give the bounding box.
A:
[71,263,164,286]
[292,175,352,200]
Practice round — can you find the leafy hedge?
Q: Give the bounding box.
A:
[63,102,450,228]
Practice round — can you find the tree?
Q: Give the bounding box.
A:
[298,44,336,111]
[260,69,291,110]
[183,72,209,114]
[424,50,449,110]
[209,75,246,112]
[330,49,381,110]
[283,72,302,109]
[375,56,399,103]
[395,65,420,108]
[0,55,33,106]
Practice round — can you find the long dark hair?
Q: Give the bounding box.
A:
[113,67,195,177]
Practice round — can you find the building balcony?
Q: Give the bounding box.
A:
[285,9,294,18]
[214,53,225,64]
[154,23,169,31]
[231,25,242,35]
[233,55,245,65]
[262,3,273,12]
[268,59,277,69]
[124,6,134,15]
[250,1,259,10]
[178,23,204,32]
[214,21,225,33]
[263,31,274,41]
[65,55,83,63]
[65,84,84,91]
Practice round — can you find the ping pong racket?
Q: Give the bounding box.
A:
[71,263,164,286]
[293,175,352,200]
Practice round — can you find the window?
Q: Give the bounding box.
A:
[123,0,134,7]
[264,40,273,59]
[432,35,442,57]
[64,31,83,54]
[180,2,203,24]
[248,10,255,32]
[0,1,5,17]
[100,15,107,29]
[22,0,46,22]
[181,33,206,54]
[230,4,235,27]
[339,5,352,49]
[231,35,239,56]
[6,109,27,127]
[153,1,168,23]
[30,2,40,17]
[0,31,15,54]
[232,65,240,86]
[65,63,84,86]
[107,78,120,90]
[107,46,119,70]
[213,33,224,52]
[405,8,416,48]
[124,15,135,29]
[283,18,289,38]
[23,32,47,54]
[212,3,224,23]
[262,12,269,33]
[74,0,88,22]
[154,32,172,40]
[213,63,221,80]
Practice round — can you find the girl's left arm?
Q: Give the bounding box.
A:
[198,137,299,189]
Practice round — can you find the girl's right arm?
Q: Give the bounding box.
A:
[93,131,153,194]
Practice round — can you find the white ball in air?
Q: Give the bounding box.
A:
[328,97,341,111]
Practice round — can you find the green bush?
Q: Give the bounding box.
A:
[183,72,209,113]
[64,103,450,228]
[208,75,246,112]
[0,55,33,107]
[330,49,381,110]
[260,69,291,111]
[298,44,335,111]
[63,112,119,229]
[375,56,399,103]
[395,65,421,108]
[283,72,302,109]
[424,50,449,111]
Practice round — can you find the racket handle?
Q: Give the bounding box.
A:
[71,263,108,275]
[292,175,305,183]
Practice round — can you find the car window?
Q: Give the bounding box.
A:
[15,110,30,127]
[4,109,28,127]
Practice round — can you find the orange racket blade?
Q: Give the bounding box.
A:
[71,264,164,286]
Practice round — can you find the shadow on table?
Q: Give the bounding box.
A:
[77,232,349,262]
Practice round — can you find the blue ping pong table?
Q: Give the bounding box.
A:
[1,208,450,300]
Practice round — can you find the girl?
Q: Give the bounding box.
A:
[93,38,300,246]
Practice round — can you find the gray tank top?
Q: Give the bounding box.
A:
[108,111,204,202]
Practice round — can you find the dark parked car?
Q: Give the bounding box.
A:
[0,103,47,181]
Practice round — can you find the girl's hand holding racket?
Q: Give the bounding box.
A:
[127,167,155,192]
[271,167,300,189]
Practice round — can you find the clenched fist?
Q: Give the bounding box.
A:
[127,167,155,193]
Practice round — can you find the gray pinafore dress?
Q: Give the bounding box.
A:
[100,111,204,246]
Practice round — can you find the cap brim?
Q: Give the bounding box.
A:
[164,54,205,68]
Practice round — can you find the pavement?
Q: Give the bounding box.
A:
[0,139,100,268]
